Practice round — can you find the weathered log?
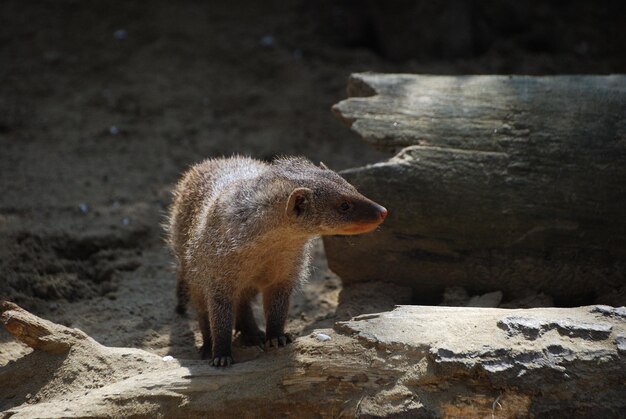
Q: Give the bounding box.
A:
[325,73,626,304]
[2,301,626,418]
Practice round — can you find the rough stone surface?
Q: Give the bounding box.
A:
[324,73,626,305]
[337,305,626,417]
[617,335,626,354]
[3,303,626,418]
[497,315,613,341]
[592,305,626,319]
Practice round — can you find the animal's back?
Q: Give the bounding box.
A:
[167,156,268,263]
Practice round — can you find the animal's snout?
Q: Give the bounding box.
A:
[378,206,388,221]
[375,204,388,222]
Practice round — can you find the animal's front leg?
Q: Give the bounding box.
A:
[262,282,293,350]
[208,289,234,367]
[236,287,265,347]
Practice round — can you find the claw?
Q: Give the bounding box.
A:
[211,356,234,367]
[264,334,293,351]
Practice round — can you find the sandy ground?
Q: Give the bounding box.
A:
[1,0,624,372]
[0,0,389,367]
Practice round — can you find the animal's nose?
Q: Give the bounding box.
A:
[378,206,388,221]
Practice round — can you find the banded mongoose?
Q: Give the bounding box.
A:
[167,156,388,367]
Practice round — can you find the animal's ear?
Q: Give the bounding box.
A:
[319,161,330,170]
[286,187,312,217]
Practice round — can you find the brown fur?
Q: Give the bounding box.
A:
[166,156,387,366]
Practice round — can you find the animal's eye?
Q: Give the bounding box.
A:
[339,201,352,212]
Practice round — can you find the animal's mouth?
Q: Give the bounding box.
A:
[337,221,382,235]
[337,205,387,235]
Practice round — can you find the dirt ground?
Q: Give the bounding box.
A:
[1,0,625,372]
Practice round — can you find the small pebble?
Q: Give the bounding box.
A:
[109,126,120,135]
[162,355,174,362]
[78,203,89,214]
[314,333,331,342]
[259,35,275,47]
[113,29,127,40]
[122,217,130,225]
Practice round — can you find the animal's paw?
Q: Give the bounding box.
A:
[211,356,234,367]
[264,333,293,351]
[240,329,266,348]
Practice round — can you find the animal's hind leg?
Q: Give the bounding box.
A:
[235,288,264,347]
[175,264,189,315]
[208,289,234,367]
[197,307,212,360]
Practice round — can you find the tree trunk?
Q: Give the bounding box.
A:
[324,73,626,304]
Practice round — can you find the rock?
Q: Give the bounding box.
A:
[592,305,626,319]
[616,335,626,354]
[497,316,613,341]
[324,73,626,305]
[313,333,331,342]
[337,305,626,417]
[496,316,546,340]
[3,302,626,418]
[467,290,503,307]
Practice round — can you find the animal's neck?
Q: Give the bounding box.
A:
[257,223,315,250]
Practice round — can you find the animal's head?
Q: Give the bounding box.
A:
[283,160,387,235]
